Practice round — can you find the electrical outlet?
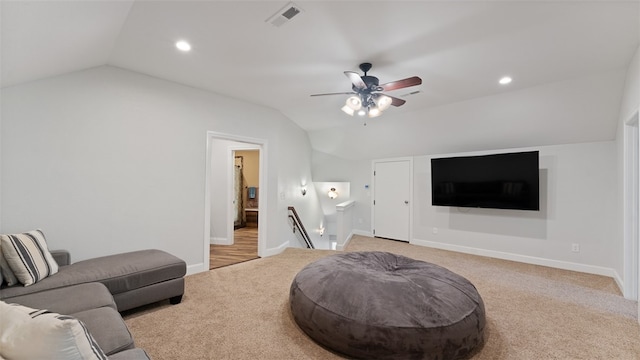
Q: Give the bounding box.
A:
[432,227,438,234]
[571,243,580,252]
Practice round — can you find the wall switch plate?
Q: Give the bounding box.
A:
[571,243,580,252]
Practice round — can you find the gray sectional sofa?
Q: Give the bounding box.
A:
[1,248,187,359]
[9,282,151,359]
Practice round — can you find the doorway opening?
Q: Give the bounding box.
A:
[210,149,260,269]
[204,132,268,271]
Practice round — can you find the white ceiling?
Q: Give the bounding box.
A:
[2,1,639,159]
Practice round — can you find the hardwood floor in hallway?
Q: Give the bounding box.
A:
[209,226,259,269]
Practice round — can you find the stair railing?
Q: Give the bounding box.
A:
[287,206,315,249]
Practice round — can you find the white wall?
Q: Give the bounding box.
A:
[313,181,350,238]
[274,120,326,251]
[312,150,372,235]
[414,142,618,277]
[1,66,323,271]
[315,141,620,278]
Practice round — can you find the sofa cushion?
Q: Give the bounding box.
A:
[0,229,59,286]
[73,307,136,355]
[7,282,116,315]
[0,301,107,360]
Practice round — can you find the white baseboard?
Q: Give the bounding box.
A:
[262,241,290,257]
[336,231,354,251]
[412,238,618,279]
[186,262,206,276]
[211,237,232,245]
[612,271,625,296]
[353,229,373,237]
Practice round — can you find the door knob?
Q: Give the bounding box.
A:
[404,200,409,204]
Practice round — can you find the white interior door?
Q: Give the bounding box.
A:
[373,159,411,241]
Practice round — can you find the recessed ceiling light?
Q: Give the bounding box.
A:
[499,76,512,85]
[175,40,191,52]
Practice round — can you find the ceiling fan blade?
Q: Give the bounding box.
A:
[379,76,422,92]
[344,71,366,90]
[310,92,356,97]
[385,94,406,107]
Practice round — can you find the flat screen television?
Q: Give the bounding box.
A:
[431,151,539,211]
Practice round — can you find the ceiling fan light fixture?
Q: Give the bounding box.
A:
[341,105,355,116]
[375,95,392,111]
[368,107,381,118]
[357,109,366,117]
[346,95,362,110]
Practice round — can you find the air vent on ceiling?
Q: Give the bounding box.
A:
[266,2,303,27]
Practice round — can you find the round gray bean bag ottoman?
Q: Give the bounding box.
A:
[289,251,486,359]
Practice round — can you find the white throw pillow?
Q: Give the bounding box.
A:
[0,229,59,286]
[0,301,107,360]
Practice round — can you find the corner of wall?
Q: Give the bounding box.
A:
[262,240,290,257]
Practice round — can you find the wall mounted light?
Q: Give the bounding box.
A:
[327,187,338,199]
[301,187,307,196]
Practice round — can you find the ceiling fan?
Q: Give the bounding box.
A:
[311,62,422,118]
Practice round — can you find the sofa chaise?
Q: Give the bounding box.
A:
[1,248,186,312]
[0,229,187,359]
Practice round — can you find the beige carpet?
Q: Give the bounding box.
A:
[123,235,640,359]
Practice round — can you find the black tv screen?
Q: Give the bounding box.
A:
[431,151,539,211]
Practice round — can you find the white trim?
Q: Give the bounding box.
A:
[203,133,213,273]
[186,263,206,276]
[227,147,235,246]
[623,109,639,299]
[625,107,640,126]
[210,237,231,245]
[336,231,354,251]
[336,200,355,210]
[353,229,373,237]
[613,270,624,293]
[204,131,268,275]
[262,241,290,257]
[412,238,619,278]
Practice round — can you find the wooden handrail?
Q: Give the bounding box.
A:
[287,206,315,249]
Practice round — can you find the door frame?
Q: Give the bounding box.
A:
[624,110,639,301]
[371,157,413,242]
[204,131,268,271]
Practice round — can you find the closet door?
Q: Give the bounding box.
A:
[373,159,411,242]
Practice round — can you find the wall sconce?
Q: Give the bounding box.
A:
[327,187,338,199]
[301,186,307,196]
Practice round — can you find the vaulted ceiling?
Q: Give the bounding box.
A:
[2,1,638,160]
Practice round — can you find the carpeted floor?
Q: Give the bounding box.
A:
[123,235,640,359]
